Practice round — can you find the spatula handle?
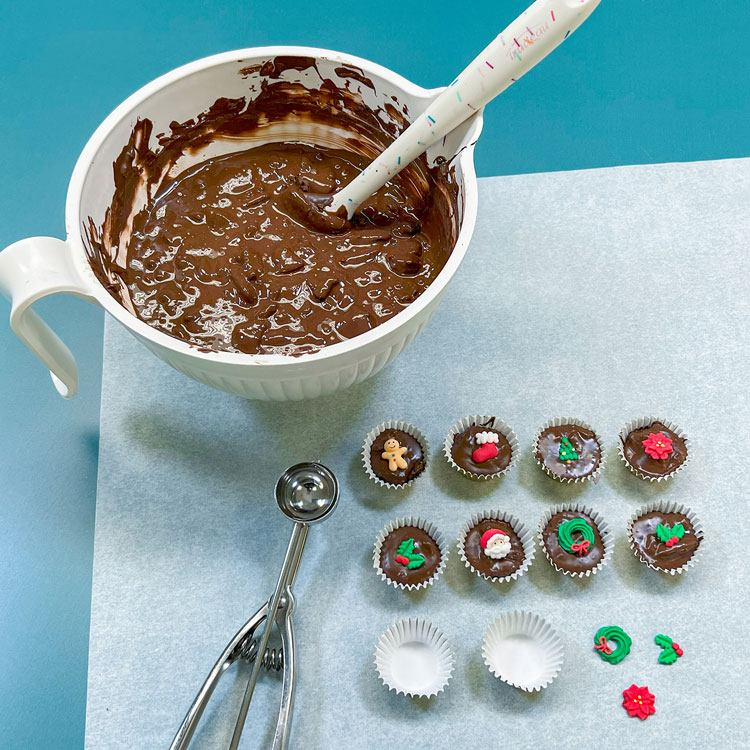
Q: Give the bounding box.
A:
[330,0,601,217]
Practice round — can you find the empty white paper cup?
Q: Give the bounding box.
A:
[482,611,564,692]
[374,618,455,698]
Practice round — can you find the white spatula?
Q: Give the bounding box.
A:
[327,0,601,217]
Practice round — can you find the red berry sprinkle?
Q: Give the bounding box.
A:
[395,554,410,566]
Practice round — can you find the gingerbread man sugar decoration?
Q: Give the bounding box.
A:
[364,423,428,488]
[382,438,408,472]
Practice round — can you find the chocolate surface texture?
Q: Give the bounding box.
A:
[369,429,425,485]
[451,420,512,476]
[622,422,688,478]
[542,510,604,573]
[463,519,525,578]
[85,57,459,356]
[535,424,601,480]
[379,525,441,585]
[630,511,700,570]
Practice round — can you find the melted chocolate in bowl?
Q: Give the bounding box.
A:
[84,58,460,356]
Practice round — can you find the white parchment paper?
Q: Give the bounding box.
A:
[85,159,750,749]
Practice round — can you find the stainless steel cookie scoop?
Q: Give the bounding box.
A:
[170,462,339,750]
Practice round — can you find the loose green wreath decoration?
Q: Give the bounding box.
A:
[593,625,632,665]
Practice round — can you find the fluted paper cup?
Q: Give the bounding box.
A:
[627,500,703,575]
[374,617,455,698]
[482,611,564,692]
[532,417,605,484]
[456,509,535,583]
[362,420,429,489]
[373,516,449,591]
[537,503,613,578]
[618,416,691,482]
[443,415,519,480]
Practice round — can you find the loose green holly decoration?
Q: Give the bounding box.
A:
[655,634,684,664]
[395,538,425,569]
[558,435,579,462]
[655,523,685,547]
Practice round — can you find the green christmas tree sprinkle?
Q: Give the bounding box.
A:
[558,435,579,462]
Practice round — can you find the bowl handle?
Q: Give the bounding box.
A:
[0,237,98,398]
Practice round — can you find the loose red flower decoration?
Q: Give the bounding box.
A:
[622,684,656,720]
[642,432,673,460]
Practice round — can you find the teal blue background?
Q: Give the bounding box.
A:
[1,1,748,746]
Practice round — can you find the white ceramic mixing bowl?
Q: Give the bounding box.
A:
[0,47,482,401]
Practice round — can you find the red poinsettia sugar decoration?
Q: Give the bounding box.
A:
[642,432,673,460]
[622,684,656,720]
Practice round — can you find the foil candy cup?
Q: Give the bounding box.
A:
[456,509,535,583]
[618,416,691,482]
[627,500,703,575]
[362,420,429,489]
[537,503,613,578]
[532,417,605,484]
[443,415,519,480]
[373,516,449,591]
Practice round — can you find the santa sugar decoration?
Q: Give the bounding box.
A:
[480,528,512,559]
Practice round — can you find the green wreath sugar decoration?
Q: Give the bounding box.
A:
[593,625,632,664]
[557,517,596,556]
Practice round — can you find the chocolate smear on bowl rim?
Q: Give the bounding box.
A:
[84,56,460,357]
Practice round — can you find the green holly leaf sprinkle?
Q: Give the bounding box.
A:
[654,634,673,648]
[406,554,425,570]
[659,647,678,665]
[397,538,415,557]
[655,523,672,543]
[656,523,686,543]
[655,634,680,664]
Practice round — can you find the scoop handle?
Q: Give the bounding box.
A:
[229,522,309,750]
[329,0,601,217]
